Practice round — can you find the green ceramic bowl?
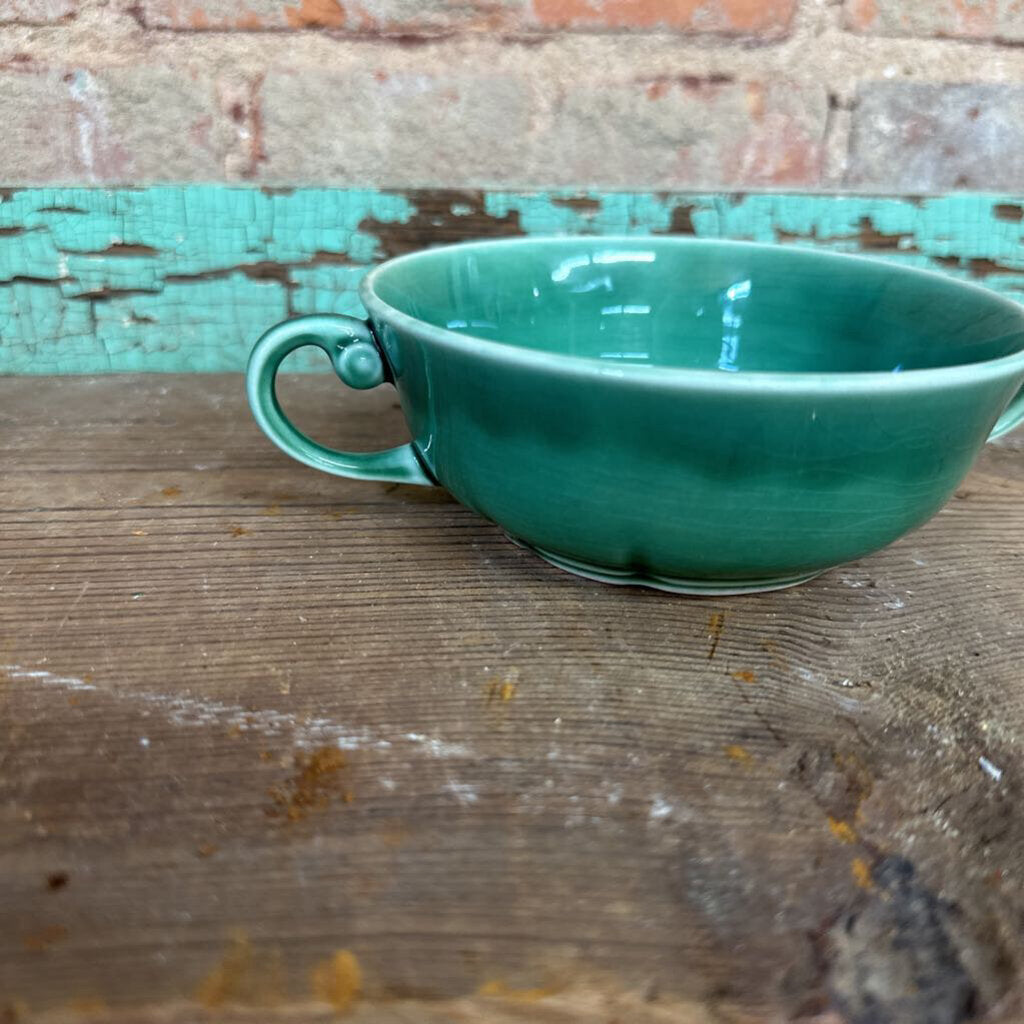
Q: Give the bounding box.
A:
[248,237,1024,594]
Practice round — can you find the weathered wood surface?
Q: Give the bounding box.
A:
[2,375,1024,1023]
[2,187,1024,374]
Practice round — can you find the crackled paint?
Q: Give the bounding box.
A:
[1,187,1022,373]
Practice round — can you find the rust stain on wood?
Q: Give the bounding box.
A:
[707,611,726,660]
[724,743,753,764]
[22,924,68,952]
[266,746,352,822]
[310,950,362,1012]
[66,997,108,1013]
[477,978,564,1002]
[195,930,285,1007]
[827,816,858,844]
[851,857,873,890]
[486,678,518,702]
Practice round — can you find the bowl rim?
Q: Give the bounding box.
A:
[360,235,1024,394]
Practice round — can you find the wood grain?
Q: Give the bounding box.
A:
[2,375,1024,1023]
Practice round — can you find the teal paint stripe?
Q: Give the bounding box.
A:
[1,187,1022,374]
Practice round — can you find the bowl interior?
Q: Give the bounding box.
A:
[370,238,1024,374]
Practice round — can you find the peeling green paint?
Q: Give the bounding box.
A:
[1,187,1022,374]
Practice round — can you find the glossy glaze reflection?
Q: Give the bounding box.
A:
[248,237,1024,594]
[370,239,1024,374]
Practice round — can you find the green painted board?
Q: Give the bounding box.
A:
[1,187,1023,374]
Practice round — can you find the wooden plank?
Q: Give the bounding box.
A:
[2,188,1024,374]
[2,375,1023,1022]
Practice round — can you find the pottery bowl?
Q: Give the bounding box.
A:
[248,237,1024,594]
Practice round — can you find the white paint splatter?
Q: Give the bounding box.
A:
[404,733,470,758]
[3,665,464,757]
[649,795,674,822]
[2,666,96,691]
[795,667,825,684]
[66,70,100,182]
[883,598,905,610]
[444,781,479,805]
[979,756,1003,783]
[839,573,868,589]
[145,691,386,750]
[836,696,865,713]
[139,737,150,748]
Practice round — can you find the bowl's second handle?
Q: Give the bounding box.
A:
[246,314,435,485]
[989,383,1024,442]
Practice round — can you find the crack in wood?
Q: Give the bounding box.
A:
[361,188,525,258]
[35,205,88,215]
[73,242,162,258]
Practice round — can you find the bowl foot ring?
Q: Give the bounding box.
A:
[505,535,825,596]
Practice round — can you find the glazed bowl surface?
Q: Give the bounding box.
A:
[248,237,1024,593]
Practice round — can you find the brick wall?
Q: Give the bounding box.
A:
[1,0,1023,190]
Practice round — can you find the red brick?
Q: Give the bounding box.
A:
[257,68,824,188]
[135,0,795,35]
[283,0,346,28]
[531,0,796,34]
[0,0,76,23]
[135,0,501,31]
[845,0,1024,43]
[0,67,242,183]
[846,83,1024,191]
[260,68,533,185]
[543,78,827,188]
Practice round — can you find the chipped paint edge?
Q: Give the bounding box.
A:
[1,187,1022,374]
